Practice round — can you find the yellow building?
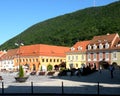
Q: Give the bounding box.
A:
[111,49,120,67]
[14,44,70,72]
[66,41,90,69]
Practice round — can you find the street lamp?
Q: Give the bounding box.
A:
[15,41,24,71]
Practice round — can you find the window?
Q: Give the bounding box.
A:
[93,53,97,61]
[105,53,109,61]
[32,59,34,62]
[76,56,78,61]
[50,59,52,62]
[70,47,75,51]
[105,42,109,49]
[99,43,103,49]
[72,56,74,60]
[20,59,21,62]
[112,52,117,60]
[81,54,84,60]
[93,44,97,49]
[68,56,70,61]
[87,53,91,61]
[78,46,82,51]
[26,59,28,62]
[36,59,38,62]
[99,53,103,61]
[42,59,44,62]
[57,59,59,62]
[88,45,91,50]
[54,59,56,62]
[46,59,48,62]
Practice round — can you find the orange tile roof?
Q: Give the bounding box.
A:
[111,37,120,50]
[1,49,18,60]
[87,33,120,51]
[19,44,70,57]
[0,51,5,56]
[67,40,90,52]
[0,51,6,60]
[89,33,118,45]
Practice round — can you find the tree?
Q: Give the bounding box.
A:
[47,64,53,71]
[19,65,24,78]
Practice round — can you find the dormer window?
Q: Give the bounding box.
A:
[99,43,103,49]
[88,44,91,50]
[78,46,82,51]
[93,44,97,50]
[104,39,107,42]
[70,47,75,51]
[98,40,101,43]
[117,41,120,46]
[105,42,109,49]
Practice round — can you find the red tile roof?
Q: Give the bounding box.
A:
[1,49,18,60]
[19,44,70,57]
[67,40,90,52]
[89,33,118,45]
[87,33,120,51]
[0,51,5,56]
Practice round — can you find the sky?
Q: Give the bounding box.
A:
[0,0,118,45]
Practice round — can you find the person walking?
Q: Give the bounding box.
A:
[109,65,114,79]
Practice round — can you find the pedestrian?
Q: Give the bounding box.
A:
[109,65,114,79]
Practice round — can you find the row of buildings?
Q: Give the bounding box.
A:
[0,33,120,72]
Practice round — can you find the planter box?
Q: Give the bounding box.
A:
[15,76,29,82]
[39,72,46,75]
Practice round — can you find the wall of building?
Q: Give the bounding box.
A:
[66,53,86,69]
[39,56,65,71]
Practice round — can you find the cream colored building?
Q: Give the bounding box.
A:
[66,41,90,69]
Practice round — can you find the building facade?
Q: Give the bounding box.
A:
[0,49,17,71]
[66,41,90,69]
[14,44,69,72]
[86,33,120,69]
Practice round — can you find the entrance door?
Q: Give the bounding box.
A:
[33,64,36,71]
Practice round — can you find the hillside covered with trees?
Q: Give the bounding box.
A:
[0,1,120,50]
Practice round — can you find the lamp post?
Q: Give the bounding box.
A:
[14,39,29,82]
[15,41,24,71]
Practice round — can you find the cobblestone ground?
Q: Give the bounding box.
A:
[0,69,120,95]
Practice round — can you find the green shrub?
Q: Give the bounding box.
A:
[47,64,53,71]
[19,65,24,78]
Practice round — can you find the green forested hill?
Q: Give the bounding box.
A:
[0,1,120,50]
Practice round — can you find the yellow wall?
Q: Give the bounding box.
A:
[111,51,120,66]
[14,56,40,71]
[66,52,86,69]
[39,56,65,71]
[14,56,66,72]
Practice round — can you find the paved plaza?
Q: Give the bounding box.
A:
[0,69,120,95]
